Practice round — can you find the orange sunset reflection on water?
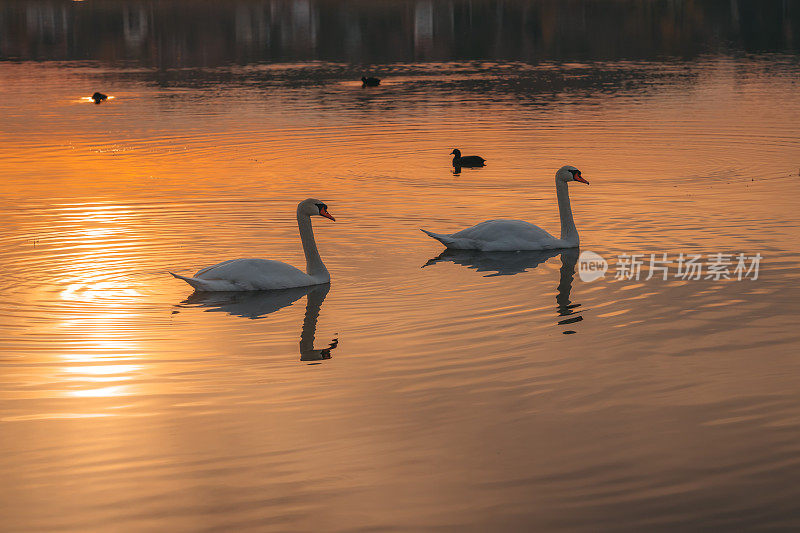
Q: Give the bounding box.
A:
[2,1,800,530]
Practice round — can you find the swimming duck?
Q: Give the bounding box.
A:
[451,149,485,167]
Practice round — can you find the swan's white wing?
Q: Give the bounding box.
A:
[181,258,317,291]
[425,219,562,251]
[452,219,554,241]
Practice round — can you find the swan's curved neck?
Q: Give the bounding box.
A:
[556,179,579,245]
[297,212,329,280]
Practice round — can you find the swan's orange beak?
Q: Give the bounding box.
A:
[319,207,335,221]
[574,175,589,184]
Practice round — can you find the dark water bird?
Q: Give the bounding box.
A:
[361,76,381,87]
[451,149,485,168]
[91,92,108,104]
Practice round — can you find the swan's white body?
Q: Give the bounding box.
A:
[422,165,588,252]
[422,220,570,252]
[171,199,334,292]
[172,258,323,292]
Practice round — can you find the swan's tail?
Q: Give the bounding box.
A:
[170,272,219,292]
[420,228,457,247]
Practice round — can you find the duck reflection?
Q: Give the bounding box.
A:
[424,248,583,333]
[180,284,337,361]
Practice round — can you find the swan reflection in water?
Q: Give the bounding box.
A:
[424,248,583,333]
[180,284,338,362]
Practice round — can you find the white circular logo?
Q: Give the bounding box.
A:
[578,250,608,282]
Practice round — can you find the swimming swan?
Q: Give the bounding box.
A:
[422,165,588,251]
[171,198,335,291]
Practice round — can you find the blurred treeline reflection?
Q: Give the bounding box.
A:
[1,0,797,66]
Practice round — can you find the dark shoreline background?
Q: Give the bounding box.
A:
[2,0,798,68]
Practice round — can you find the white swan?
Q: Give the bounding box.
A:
[171,198,335,291]
[422,165,588,251]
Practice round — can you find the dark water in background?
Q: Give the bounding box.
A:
[3,0,799,66]
[2,2,800,532]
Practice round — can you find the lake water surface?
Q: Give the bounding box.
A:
[2,1,800,531]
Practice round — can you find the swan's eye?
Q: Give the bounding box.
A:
[315,203,327,212]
